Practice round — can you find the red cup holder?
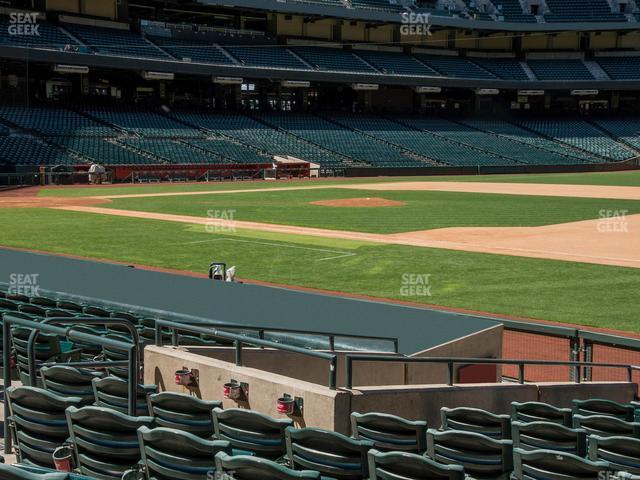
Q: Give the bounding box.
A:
[277,397,296,415]
[52,446,73,472]
[224,382,245,401]
[175,369,195,387]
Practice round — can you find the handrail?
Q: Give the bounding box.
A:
[343,354,640,389]
[154,319,338,390]
[3,314,138,455]
[26,317,141,388]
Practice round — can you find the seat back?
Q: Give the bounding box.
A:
[148,391,221,437]
[65,405,154,480]
[212,407,292,459]
[512,402,572,427]
[138,426,230,480]
[441,406,512,439]
[6,386,83,468]
[573,399,635,421]
[92,376,157,415]
[512,421,587,456]
[285,426,373,479]
[513,447,611,479]
[11,327,61,386]
[588,435,640,474]
[426,428,513,478]
[0,464,71,479]
[574,415,640,438]
[41,366,104,405]
[350,412,427,453]
[214,452,320,479]
[368,449,465,480]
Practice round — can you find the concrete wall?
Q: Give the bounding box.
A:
[145,346,352,434]
[145,344,637,436]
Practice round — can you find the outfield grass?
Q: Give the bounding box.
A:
[0,208,638,332]
[105,188,640,234]
[38,170,640,197]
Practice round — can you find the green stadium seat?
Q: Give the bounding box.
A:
[440,407,512,439]
[285,426,373,479]
[6,386,83,468]
[65,405,154,480]
[574,415,640,438]
[573,399,636,421]
[214,452,321,479]
[513,447,611,480]
[426,429,513,479]
[350,412,427,453]
[212,407,293,459]
[367,449,466,479]
[0,464,81,479]
[589,435,640,474]
[40,365,105,405]
[511,402,573,427]
[92,376,157,416]
[148,391,221,437]
[137,426,231,479]
[511,421,587,455]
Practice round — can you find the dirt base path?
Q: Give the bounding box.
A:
[54,205,640,269]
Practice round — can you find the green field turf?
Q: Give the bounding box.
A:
[104,188,640,234]
[38,170,640,197]
[0,208,637,331]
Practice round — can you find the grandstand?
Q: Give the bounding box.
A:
[1,0,640,477]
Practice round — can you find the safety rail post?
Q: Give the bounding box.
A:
[518,364,525,384]
[234,340,243,366]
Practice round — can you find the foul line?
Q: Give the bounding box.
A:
[180,237,356,262]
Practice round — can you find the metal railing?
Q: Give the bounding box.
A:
[26,317,141,387]
[343,354,640,389]
[2,314,138,454]
[155,318,398,354]
[154,319,338,389]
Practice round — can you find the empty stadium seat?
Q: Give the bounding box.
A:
[11,327,82,386]
[574,415,640,438]
[92,376,158,416]
[426,429,513,479]
[6,386,83,468]
[513,447,611,479]
[148,391,221,436]
[137,426,231,479]
[512,402,573,426]
[367,449,466,479]
[350,411,427,453]
[215,452,321,479]
[285,426,373,479]
[212,407,293,459]
[527,59,594,80]
[440,407,512,439]
[0,464,78,480]
[511,421,588,455]
[574,399,636,421]
[589,435,640,474]
[65,405,154,480]
[40,365,105,405]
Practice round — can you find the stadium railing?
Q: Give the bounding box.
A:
[343,354,640,389]
[2,313,139,454]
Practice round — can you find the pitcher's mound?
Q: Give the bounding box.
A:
[310,197,405,208]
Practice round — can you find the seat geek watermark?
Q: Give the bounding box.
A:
[400,11,432,36]
[206,209,237,234]
[8,12,40,36]
[400,273,432,297]
[597,209,629,233]
[8,273,40,296]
